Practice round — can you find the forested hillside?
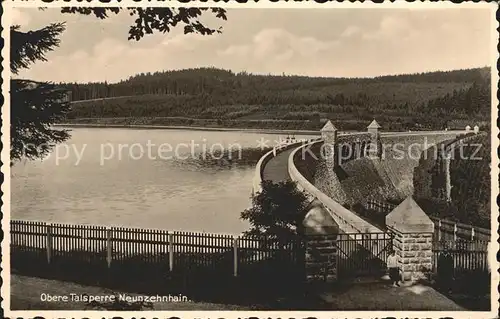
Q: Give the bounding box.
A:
[60,67,491,131]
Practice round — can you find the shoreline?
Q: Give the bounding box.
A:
[54,123,464,137]
[53,123,322,136]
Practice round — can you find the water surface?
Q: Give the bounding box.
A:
[11,128,315,234]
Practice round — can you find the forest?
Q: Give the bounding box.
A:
[59,67,491,131]
[413,133,491,229]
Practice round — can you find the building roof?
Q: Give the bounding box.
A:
[367,119,382,129]
[321,120,338,132]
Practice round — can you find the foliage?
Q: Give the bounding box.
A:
[10,23,71,163]
[60,7,227,41]
[11,24,65,74]
[241,180,310,242]
[62,67,491,131]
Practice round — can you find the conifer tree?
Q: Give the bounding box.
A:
[10,23,71,163]
[241,180,310,245]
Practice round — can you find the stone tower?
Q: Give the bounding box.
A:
[321,120,338,170]
[367,119,382,159]
[318,120,348,204]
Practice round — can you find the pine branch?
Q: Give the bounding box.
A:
[11,23,66,74]
[10,79,71,162]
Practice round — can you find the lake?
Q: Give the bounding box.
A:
[11,127,315,235]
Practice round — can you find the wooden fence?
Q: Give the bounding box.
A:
[365,199,397,214]
[10,220,304,280]
[430,216,491,242]
[432,239,489,277]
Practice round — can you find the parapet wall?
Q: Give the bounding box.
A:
[257,130,467,237]
[288,131,467,235]
[313,131,465,207]
[289,139,384,237]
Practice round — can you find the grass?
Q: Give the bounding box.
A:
[10,249,311,310]
[10,274,250,310]
[318,280,466,311]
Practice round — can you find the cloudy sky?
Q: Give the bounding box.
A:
[12,7,493,83]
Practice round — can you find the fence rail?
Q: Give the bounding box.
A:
[430,216,491,242]
[10,220,303,279]
[362,200,491,242]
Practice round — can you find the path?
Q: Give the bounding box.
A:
[261,147,295,183]
[70,95,137,104]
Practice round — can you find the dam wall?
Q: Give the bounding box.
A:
[289,139,385,237]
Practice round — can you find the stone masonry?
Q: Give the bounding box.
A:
[303,199,339,283]
[319,120,348,204]
[321,120,339,169]
[386,196,434,281]
[367,119,383,159]
[305,234,338,283]
[391,231,433,281]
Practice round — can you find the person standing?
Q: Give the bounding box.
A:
[437,245,454,293]
[387,250,400,287]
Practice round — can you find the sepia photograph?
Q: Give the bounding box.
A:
[2,3,498,316]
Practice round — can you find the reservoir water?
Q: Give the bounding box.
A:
[11,127,315,235]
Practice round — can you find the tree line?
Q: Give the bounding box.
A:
[63,67,488,102]
[61,67,491,131]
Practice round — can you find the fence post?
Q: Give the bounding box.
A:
[233,235,239,277]
[454,223,458,242]
[471,227,475,241]
[438,219,442,241]
[106,227,113,268]
[168,233,174,272]
[46,223,53,264]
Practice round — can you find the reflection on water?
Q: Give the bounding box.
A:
[11,128,316,234]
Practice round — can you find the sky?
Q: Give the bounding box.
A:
[11,7,494,83]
